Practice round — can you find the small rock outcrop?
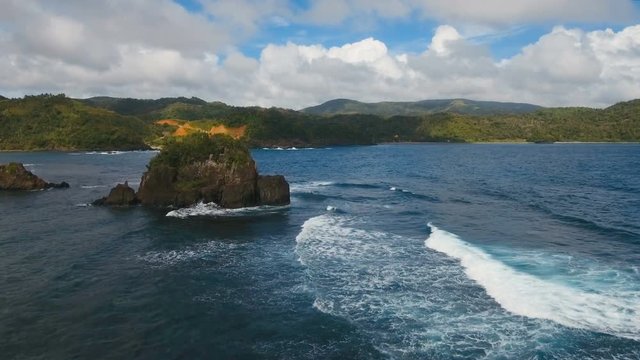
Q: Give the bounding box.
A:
[257,175,290,206]
[136,133,290,208]
[0,163,69,190]
[93,182,139,206]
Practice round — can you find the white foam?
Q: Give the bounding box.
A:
[294,214,563,357]
[326,205,337,212]
[81,185,107,189]
[425,224,640,341]
[290,181,335,193]
[85,151,127,155]
[262,146,318,151]
[138,240,241,266]
[166,202,289,219]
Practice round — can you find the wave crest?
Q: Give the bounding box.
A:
[425,224,640,341]
[166,202,289,219]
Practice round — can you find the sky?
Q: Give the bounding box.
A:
[0,0,639,109]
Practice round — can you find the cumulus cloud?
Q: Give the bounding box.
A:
[211,25,640,108]
[0,1,639,108]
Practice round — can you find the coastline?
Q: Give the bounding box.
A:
[1,141,638,153]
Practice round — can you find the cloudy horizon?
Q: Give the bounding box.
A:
[1,0,639,109]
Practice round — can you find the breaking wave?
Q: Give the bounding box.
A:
[166,202,289,219]
[425,224,640,341]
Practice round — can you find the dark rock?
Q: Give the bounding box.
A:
[257,175,290,206]
[136,164,180,207]
[136,134,290,209]
[48,181,70,189]
[0,162,67,191]
[93,182,139,206]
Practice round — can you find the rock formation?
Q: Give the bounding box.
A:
[92,182,139,206]
[257,175,290,206]
[95,134,290,208]
[0,163,69,190]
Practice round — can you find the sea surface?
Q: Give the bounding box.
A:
[0,144,639,359]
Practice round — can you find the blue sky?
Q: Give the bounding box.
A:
[0,0,639,108]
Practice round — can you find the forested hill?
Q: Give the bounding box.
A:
[80,96,208,116]
[302,98,543,117]
[0,94,638,151]
[0,94,150,150]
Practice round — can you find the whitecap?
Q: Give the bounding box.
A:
[137,240,242,267]
[290,181,335,193]
[425,224,640,341]
[166,202,289,219]
[294,214,565,357]
[81,185,108,189]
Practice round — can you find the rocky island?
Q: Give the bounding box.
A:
[96,133,290,208]
[0,163,69,190]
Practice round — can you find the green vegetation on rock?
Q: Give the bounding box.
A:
[149,133,252,169]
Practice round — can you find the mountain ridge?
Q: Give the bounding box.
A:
[302,98,544,117]
[1,94,638,151]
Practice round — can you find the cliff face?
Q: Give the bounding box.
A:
[135,134,289,209]
[137,158,261,208]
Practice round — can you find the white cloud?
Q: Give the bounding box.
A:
[0,1,639,108]
[295,0,638,29]
[429,25,462,55]
[225,24,640,108]
[411,0,638,27]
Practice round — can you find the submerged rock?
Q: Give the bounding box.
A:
[93,182,139,206]
[0,163,68,191]
[136,133,290,209]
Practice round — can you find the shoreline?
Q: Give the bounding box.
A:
[1,141,639,153]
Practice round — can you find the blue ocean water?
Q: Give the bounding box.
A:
[0,144,639,359]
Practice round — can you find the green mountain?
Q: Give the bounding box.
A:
[80,96,207,117]
[1,94,638,151]
[0,94,150,150]
[302,98,543,117]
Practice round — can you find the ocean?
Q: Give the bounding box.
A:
[0,144,639,359]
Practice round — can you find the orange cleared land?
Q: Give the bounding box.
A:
[209,125,247,139]
[156,119,181,126]
[155,120,246,139]
[173,123,198,137]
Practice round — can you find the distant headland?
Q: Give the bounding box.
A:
[0,94,638,151]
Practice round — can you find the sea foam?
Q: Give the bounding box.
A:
[425,224,640,341]
[166,202,289,219]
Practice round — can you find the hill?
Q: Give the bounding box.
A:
[0,94,150,150]
[1,94,638,151]
[80,96,207,117]
[302,98,543,117]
